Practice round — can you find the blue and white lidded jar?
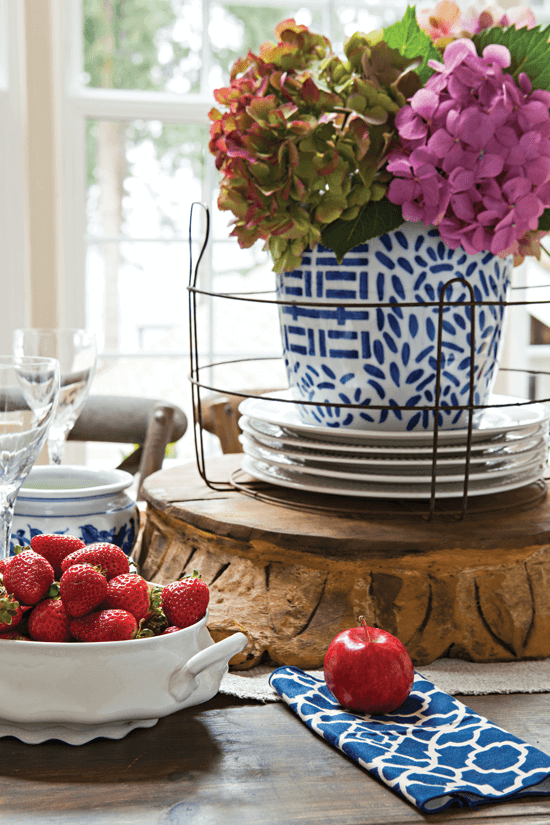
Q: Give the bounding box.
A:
[11,466,139,556]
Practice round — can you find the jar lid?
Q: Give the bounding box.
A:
[18,466,134,499]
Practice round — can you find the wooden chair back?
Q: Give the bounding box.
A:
[197,390,282,453]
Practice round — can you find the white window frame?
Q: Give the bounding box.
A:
[61,0,214,346]
[0,0,27,353]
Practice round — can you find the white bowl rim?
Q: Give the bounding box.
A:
[0,609,209,650]
[18,465,134,499]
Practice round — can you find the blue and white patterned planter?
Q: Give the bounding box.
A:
[277,222,512,431]
[11,466,138,557]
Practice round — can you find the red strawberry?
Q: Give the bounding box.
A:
[105,574,155,623]
[0,631,29,640]
[30,534,85,579]
[162,572,210,629]
[3,550,55,604]
[60,564,108,618]
[70,609,137,642]
[28,598,72,642]
[161,626,183,635]
[61,543,129,581]
[0,558,8,575]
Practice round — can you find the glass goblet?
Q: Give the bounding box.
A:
[13,328,97,464]
[0,356,59,560]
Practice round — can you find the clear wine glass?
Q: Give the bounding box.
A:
[0,356,59,559]
[13,329,97,464]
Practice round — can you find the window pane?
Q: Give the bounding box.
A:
[82,1,334,95]
[207,4,324,91]
[91,354,198,463]
[83,0,203,93]
[331,4,402,49]
[86,119,206,240]
[86,241,189,352]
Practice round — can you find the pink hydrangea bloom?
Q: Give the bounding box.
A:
[387,148,451,224]
[461,3,536,34]
[387,38,550,258]
[418,2,536,41]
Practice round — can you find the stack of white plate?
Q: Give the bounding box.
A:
[238,391,550,499]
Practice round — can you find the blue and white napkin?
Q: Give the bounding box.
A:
[269,666,550,814]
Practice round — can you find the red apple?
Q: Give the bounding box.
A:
[323,619,414,714]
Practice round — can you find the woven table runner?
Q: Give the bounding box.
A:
[221,657,550,702]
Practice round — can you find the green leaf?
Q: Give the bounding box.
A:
[47,583,61,599]
[473,24,550,91]
[382,6,441,84]
[320,200,405,261]
[538,208,550,232]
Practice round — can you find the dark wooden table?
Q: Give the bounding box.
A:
[3,691,550,824]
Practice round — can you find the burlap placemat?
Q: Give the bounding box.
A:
[221,658,550,702]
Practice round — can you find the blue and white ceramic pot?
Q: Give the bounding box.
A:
[276,221,513,432]
[11,466,139,556]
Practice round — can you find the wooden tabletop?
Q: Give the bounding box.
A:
[3,691,550,824]
[141,457,550,554]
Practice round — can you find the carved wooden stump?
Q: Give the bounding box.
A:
[135,456,550,670]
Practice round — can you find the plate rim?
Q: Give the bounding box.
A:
[240,433,548,481]
[239,392,550,445]
[239,415,549,456]
[241,455,546,499]
[239,427,548,465]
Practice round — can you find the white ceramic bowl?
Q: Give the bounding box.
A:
[0,611,247,740]
[12,465,139,556]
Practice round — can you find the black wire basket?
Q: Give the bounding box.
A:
[188,202,550,521]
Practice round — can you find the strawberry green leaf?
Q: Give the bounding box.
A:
[0,595,19,625]
[473,23,550,91]
[320,200,405,261]
[382,6,440,84]
[47,583,61,599]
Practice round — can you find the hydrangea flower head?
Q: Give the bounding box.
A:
[418,2,536,44]
[387,38,550,259]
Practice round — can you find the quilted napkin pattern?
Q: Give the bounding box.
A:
[269,666,550,813]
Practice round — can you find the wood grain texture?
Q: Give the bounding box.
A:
[2,693,550,824]
[136,458,550,669]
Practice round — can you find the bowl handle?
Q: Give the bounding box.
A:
[168,632,248,703]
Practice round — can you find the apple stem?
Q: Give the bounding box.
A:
[358,615,370,643]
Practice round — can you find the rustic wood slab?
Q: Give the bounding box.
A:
[136,457,550,669]
[2,692,550,824]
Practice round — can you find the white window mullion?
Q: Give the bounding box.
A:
[24,0,68,330]
[61,106,88,329]
[68,89,212,123]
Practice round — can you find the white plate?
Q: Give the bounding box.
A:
[239,392,550,446]
[239,426,549,466]
[0,716,158,745]
[241,455,546,499]
[240,415,549,458]
[240,434,549,482]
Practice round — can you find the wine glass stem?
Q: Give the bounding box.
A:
[0,487,17,560]
[48,434,65,465]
